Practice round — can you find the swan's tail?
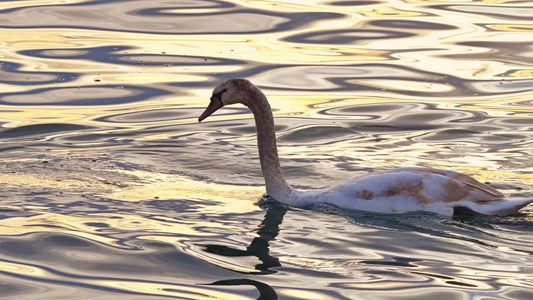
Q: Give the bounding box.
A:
[479,198,533,216]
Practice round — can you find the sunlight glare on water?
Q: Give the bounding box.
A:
[0,0,532,299]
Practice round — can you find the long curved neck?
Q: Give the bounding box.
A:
[245,90,296,201]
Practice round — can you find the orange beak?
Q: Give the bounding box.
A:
[198,96,223,122]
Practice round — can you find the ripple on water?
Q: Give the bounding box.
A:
[19,46,246,67]
[433,4,533,21]
[0,229,261,298]
[0,85,171,105]
[448,41,533,67]
[0,61,77,85]
[0,0,343,34]
[95,108,191,124]
[248,64,533,97]
[0,123,92,140]
[282,29,415,44]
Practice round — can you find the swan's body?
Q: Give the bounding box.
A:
[198,78,532,216]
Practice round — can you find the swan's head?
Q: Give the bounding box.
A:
[198,78,258,122]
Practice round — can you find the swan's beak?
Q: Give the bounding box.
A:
[198,96,223,122]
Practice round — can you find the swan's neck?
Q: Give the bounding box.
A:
[246,91,298,202]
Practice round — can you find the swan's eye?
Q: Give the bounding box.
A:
[212,88,228,101]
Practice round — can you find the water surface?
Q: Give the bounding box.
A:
[0,0,532,299]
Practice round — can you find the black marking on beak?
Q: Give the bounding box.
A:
[198,89,227,122]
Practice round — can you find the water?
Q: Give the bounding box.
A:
[0,0,532,299]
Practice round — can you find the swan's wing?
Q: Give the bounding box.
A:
[329,168,521,216]
[415,167,504,200]
[372,167,504,200]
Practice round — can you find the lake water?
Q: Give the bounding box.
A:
[0,0,532,299]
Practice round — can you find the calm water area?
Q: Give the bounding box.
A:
[0,0,532,299]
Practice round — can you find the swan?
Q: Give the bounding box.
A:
[198,78,532,216]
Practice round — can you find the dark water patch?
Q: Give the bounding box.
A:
[281,164,325,181]
[448,41,533,66]
[0,85,171,106]
[47,124,194,147]
[205,279,278,300]
[228,124,289,135]
[327,1,384,6]
[496,118,533,127]
[370,19,457,30]
[278,125,355,143]
[361,256,421,267]
[85,222,110,228]
[506,290,533,300]
[0,61,78,85]
[53,133,129,145]
[422,129,481,141]
[0,123,91,139]
[332,103,408,114]
[387,112,465,128]
[45,235,91,247]
[1,241,38,256]
[0,209,37,222]
[118,54,243,67]
[481,133,531,144]
[137,0,234,15]
[282,29,414,45]
[19,46,246,67]
[95,108,192,124]
[17,46,132,61]
[0,280,37,299]
[433,4,533,21]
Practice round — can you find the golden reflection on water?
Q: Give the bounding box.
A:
[109,170,262,208]
[277,288,334,300]
[105,281,252,300]
[0,207,247,246]
[0,260,47,277]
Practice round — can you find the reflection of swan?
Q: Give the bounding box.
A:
[199,78,533,216]
[200,208,283,299]
[202,207,285,274]
[206,279,277,300]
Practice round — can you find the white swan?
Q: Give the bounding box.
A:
[198,78,532,216]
